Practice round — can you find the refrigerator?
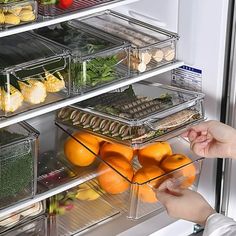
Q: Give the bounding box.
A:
[0,0,234,235]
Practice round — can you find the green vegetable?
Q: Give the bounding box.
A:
[72,55,119,88]
[0,130,33,208]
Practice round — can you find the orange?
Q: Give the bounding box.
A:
[160,154,196,188]
[76,131,107,145]
[138,142,172,167]
[132,166,165,203]
[64,132,100,167]
[100,142,134,162]
[97,156,134,194]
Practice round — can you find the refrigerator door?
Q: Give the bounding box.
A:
[220,0,236,220]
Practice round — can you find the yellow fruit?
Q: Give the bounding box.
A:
[4,14,20,25]
[76,183,100,201]
[0,12,5,24]
[43,71,65,92]
[8,7,22,16]
[19,10,35,22]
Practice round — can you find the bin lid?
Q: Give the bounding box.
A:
[0,33,68,75]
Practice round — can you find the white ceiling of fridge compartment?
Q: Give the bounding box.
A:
[114,0,179,32]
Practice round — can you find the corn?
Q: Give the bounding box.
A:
[43,71,65,93]
[0,85,23,112]
[18,79,47,104]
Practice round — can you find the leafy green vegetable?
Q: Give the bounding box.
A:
[0,130,33,208]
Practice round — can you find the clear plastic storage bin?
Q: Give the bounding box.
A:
[34,21,130,94]
[38,0,119,18]
[0,201,45,233]
[49,183,120,235]
[56,81,205,148]
[1,215,47,236]
[0,122,38,209]
[0,0,37,30]
[0,32,71,118]
[55,122,203,220]
[81,10,178,73]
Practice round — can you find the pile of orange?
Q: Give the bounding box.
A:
[64,132,196,201]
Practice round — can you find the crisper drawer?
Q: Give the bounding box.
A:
[0,215,47,236]
[0,32,70,118]
[0,0,37,30]
[0,122,38,209]
[34,20,130,94]
[81,10,178,73]
[56,81,205,148]
[49,183,120,235]
[0,201,45,233]
[55,122,203,220]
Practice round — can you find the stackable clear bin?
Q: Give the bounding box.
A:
[0,122,38,209]
[81,10,178,73]
[1,215,47,236]
[0,32,71,118]
[49,183,120,235]
[55,122,203,220]
[0,0,37,30]
[38,0,117,18]
[0,201,45,233]
[56,81,205,148]
[34,20,130,94]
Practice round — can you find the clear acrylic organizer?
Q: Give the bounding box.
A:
[38,0,118,18]
[56,81,205,148]
[34,20,130,94]
[55,122,203,220]
[0,215,47,236]
[81,10,179,73]
[0,0,37,30]
[0,32,71,118]
[0,201,45,233]
[0,122,38,209]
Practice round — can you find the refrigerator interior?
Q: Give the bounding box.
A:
[0,0,231,235]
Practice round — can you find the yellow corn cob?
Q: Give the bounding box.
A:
[18,79,47,104]
[0,85,23,112]
[43,71,65,93]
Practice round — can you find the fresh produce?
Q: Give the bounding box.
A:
[57,0,73,9]
[0,3,36,26]
[75,183,100,201]
[64,131,100,166]
[97,156,133,194]
[43,70,65,92]
[161,154,196,188]
[18,79,47,105]
[100,142,134,162]
[35,23,120,90]
[138,142,172,167]
[133,166,165,203]
[0,130,33,208]
[0,85,23,112]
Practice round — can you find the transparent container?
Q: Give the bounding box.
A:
[34,20,130,94]
[81,10,179,73]
[0,215,47,236]
[49,182,120,235]
[38,0,118,18]
[0,32,71,118]
[56,122,203,220]
[0,0,37,30]
[56,81,205,148]
[0,122,38,209]
[0,201,45,233]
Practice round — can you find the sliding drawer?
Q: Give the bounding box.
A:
[81,10,178,73]
[55,122,203,220]
[34,20,130,94]
[0,32,70,118]
[56,81,205,148]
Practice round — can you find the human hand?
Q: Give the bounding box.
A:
[156,179,215,225]
[183,120,236,158]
